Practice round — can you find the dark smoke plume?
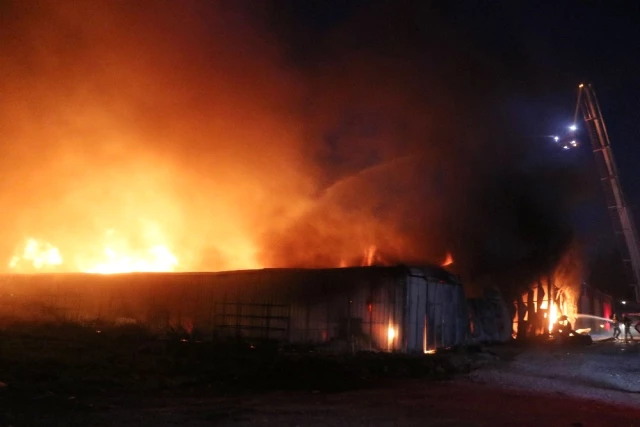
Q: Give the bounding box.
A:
[259,1,590,295]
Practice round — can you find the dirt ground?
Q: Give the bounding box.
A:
[2,323,640,426]
[4,379,640,426]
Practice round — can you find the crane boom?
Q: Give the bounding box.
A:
[575,83,640,302]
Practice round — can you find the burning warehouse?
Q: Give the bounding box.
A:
[508,242,618,340]
[511,245,582,339]
[512,279,578,338]
[0,266,468,353]
[0,1,605,354]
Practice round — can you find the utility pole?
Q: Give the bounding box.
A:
[574,83,640,302]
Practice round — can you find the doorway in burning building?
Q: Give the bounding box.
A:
[512,279,578,339]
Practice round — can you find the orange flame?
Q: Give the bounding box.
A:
[83,245,178,274]
[9,235,179,274]
[362,245,377,266]
[441,252,454,267]
[539,300,561,333]
[0,2,509,275]
[9,238,63,271]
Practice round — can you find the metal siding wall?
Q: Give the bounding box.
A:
[209,271,293,341]
[394,275,405,351]
[443,284,453,347]
[423,277,467,350]
[425,278,439,350]
[0,267,458,352]
[455,285,469,345]
[371,274,402,351]
[404,273,427,353]
[402,268,469,352]
[297,301,326,343]
[442,285,451,346]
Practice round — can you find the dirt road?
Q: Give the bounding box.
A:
[4,379,639,426]
[3,326,640,426]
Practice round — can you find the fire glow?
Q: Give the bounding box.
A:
[9,238,62,271]
[83,245,178,274]
[0,1,471,276]
[387,323,397,351]
[441,252,454,267]
[9,236,179,274]
[540,300,559,333]
[0,2,585,281]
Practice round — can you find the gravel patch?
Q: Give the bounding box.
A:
[468,340,640,407]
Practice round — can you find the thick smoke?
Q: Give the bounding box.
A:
[259,1,590,294]
[0,1,587,291]
[0,0,312,271]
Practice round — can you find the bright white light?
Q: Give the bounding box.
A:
[562,145,569,150]
[622,301,627,305]
[569,124,577,131]
[388,326,396,340]
[553,136,560,142]
[570,140,577,146]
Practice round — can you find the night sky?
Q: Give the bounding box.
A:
[270,0,640,258]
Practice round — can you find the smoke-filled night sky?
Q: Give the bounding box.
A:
[1,1,638,294]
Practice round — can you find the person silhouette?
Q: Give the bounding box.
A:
[612,313,621,340]
[622,315,633,341]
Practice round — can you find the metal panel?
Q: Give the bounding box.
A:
[0,265,465,353]
[405,272,427,352]
[405,267,468,352]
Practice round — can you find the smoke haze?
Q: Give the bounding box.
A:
[1,1,315,271]
[0,1,588,290]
